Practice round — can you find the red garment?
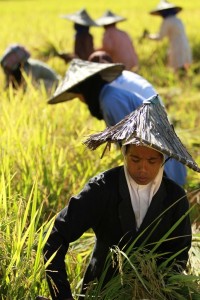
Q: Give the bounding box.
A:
[102,25,139,70]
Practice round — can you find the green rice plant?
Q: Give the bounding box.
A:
[0,171,56,299]
[87,248,199,300]
[80,205,200,300]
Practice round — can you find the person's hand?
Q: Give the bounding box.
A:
[142,29,150,38]
[138,29,150,43]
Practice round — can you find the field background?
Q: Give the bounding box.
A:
[0,0,200,299]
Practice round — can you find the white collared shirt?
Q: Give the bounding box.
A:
[124,165,163,230]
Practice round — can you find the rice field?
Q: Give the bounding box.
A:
[0,0,199,299]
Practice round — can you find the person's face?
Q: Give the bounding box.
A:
[124,145,163,185]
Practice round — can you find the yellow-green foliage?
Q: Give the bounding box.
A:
[0,0,199,299]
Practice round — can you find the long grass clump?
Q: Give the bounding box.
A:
[81,206,200,300]
[83,245,200,300]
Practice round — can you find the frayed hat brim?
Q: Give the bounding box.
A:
[83,95,200,173]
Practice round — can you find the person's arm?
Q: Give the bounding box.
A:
[145,19,169,41]
[43,177,105,299]
[43,210,74,299]
[140,29,161,40]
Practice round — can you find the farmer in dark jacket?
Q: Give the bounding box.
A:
[43,96,199,300]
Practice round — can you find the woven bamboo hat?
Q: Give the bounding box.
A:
[60,8,97,26]
[0,44,30,72]
[150,0,182,16]
[95,10,126,26]
[48,58,124,104]
[84,95,200,173]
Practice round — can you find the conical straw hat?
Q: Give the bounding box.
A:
[60,8,97,26]
[95,10,126,26]
[150,0,182,16]
[48,58,124,104]
[84,95,200,173]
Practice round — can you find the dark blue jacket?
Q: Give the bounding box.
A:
[44,166,191,299]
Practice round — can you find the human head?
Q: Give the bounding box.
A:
[84,95,200,174]
[68,73,107,120]
[123,144,164,185]
[149,0,182,17]
[0,44,30,88]
[74,23,90,32]
[48,59,124,119]
[88,51,113,63]
[0,44,30,75]
[48,58,124,104]
[159,7,179,17]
